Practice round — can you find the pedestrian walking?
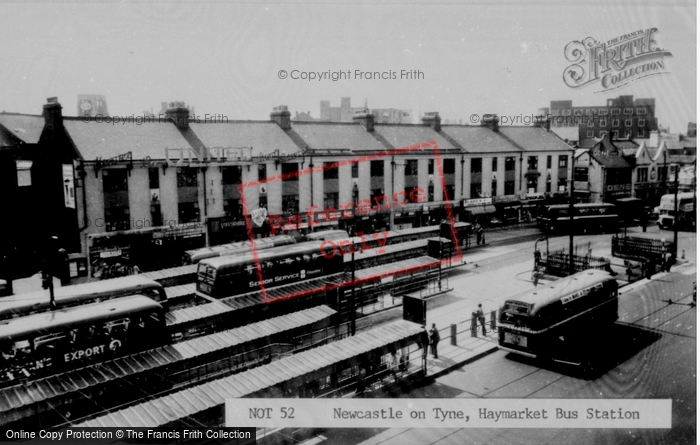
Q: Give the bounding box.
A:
[429,323,440,359]
[420,326,430,358]
[476,304,487,336]
[475,223,483,245]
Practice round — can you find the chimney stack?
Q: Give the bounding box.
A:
[421,112,441,132]
[270,105,291,130]
[481,114,499,132]
[353,108,375,131]
[534,115,550,132]
[43,97,64,132]
[165,101,190,129]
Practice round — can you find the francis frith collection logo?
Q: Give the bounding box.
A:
[563,27,672,92]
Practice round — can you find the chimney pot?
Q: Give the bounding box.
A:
[271,105,291,130]
[353,110,374,132]
[421,112,441,132]
[165,103,190,129]
[481,114,499,131]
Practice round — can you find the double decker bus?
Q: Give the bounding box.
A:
[537,203,619,233]
[0,295,166,383]
[196,241,344,299]
[182,235,296,264]
[498,269,618,368]
[0,275,166,321]
[658,192,696,231]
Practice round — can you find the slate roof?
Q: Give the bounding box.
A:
[289,121,388,152]
[190,121,300,156]
[589,137,632,169]
[441,125,520,153]
[0,113,45,144]
[497,126,573,152]
[63,117,190,161]
[372,124,459,151]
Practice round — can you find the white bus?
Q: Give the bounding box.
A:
[658,192,695,230]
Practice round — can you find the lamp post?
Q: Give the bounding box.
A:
[350,186,359,336]
[673,165,679,259]
[569,151,575,275]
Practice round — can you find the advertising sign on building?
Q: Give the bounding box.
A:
[62,164,76,209]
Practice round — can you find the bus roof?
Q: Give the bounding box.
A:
[200,241,331,270]
[304,230,350,241]
[546,203,616,210]
[660,192,695,201]
[504,269,616,315]
[0,275,162,317]
[0,295,163,340]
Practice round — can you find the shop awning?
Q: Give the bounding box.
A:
[467,205,497,215]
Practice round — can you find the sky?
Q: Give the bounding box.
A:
[1,0,696,134]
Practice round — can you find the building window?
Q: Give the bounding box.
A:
[148,168,159,190]
[370,160,384,177]
[491,180,497,197]
[177,168,198,187]
[637,167,648,183]
[599,109,608,115]
[612,131,619,139]
[588,121,594,127]
[625,119,632,127]
[492,157,498,172]
[558,155,568,168]
[546,177,552,193]
[624,108,633,115]
[505,157,515,171]
[222,166,243,184]
[443,158,455,175]
[178,202,200,223]
[282,163,299,182]
[527,156,538,170]
[563,109,572,116]
[405,159,418,176]
[599,130,607,137]
[103,169,128,192]
[612,109,621,116]
[659,166,668,182]
[470,158,482,173]
[323,162,338,180]
[428,184,434,201]
[504,180,515,195]
[574,109,583,116]
[351,161,358,178]
[444,184,455,201]
[574,167,588,182]
[638,119,646,127]
[636,108,646,115]
[104,206,130,232]
[637,129,645,137]
[470,183,482,197]
[324,192,339,209]
[258,163,267,181]
[282,195,299,214]
[546,156,552,169]
[224,198,242,217]
[600,119,607,127]
[587,130,594,138]
[150,204,162,227]
[428,160,434,175]
[558,177,567,192]
[258,195,267,209]
[613,119,620,127]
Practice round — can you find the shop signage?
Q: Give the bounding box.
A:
[462,197,493,207]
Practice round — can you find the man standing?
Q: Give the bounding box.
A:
[420,326,430,358]
[429,323,440,359]
[476,304,487,336]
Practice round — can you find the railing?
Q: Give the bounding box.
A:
[537,251,611,277]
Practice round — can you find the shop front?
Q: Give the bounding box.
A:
[462,198,497,226]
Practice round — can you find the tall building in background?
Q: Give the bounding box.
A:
[548,95,658,143]
[320,97,413,123]
[77,94,108,117]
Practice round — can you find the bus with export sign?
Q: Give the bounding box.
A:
[537,203,619,233]
[498,269,618,369]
